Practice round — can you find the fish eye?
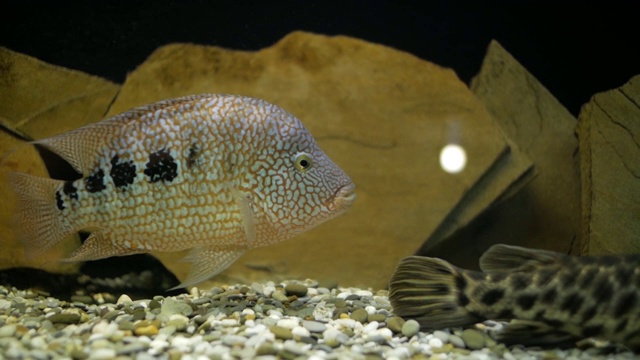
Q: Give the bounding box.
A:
[294,152,313,173]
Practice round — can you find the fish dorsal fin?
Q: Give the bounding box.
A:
[34,115,132,174]
[34,94,218,175]
[479,244,564,272]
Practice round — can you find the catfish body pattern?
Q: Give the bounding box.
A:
[389,244,640,351]
[9,94,356,289]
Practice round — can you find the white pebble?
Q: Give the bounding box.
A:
[428,337,443,348]
[291,326,310,339]
[88,348,117,360]
[0,299,11,310]
[276,318,299,329]
[116,294,132,305]
[333,318,356,329]
[337,291,352,299]
[362,321,379,334]
[220,318,238,327]
[433,330,450,343]
[241,308,255,316]
[449,334,466,348]
[307,287,318,297]
[322,328,343,342]
[263,285,275,297]
[355,290,373,297]
[365,305,377,315]
[245,323,268,336]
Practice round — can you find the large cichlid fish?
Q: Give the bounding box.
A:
[389,244,640,351]
[8,94,356,289]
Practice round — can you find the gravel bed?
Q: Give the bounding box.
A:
[0,281,635,359]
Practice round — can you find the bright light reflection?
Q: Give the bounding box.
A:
[439,144,467,174]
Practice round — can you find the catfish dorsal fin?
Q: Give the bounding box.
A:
[479,244,564,272]
[34,94,217,175]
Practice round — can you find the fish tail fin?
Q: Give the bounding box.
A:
[7,171,75,259]
[389,256,483,329]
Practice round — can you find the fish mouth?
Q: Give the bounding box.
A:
[333,183,356,209]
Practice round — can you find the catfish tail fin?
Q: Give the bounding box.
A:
[7,171,76,259]
[389,256,483,330]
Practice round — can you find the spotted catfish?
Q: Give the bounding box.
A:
[9,94,356,289]
[389,244,640,351]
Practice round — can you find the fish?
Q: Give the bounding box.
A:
[389,244,640,351]
[8,94,356,289]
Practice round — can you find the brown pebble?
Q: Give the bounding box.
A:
[48,313,81,324]
[285,283,308,297]
[386,316,405,333]
[269,325,293,340]
[134,324,159,336]
[350,308,369,323]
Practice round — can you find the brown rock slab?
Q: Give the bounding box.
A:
[111,32,507,289]
[425,40,581,268]
[0,47,120,138]
[578,75,640,255]
[0,47,119,272]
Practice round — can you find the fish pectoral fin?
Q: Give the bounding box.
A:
[497,319,581,348]
[232,188,256,246]
[62,232,142,262]
[170,246,245,290]
[479,244,564,272]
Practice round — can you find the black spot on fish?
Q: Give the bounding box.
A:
[560,293,584,316]
[110,155,137,189]
[592,276,613,303]
[578,267,598,288]
[542,318,564,328]
[624,328,640,342]
[510,274,529,290]
[458,292,470,307]
[535,269,555,287]
[581,305,597,323]
[85,169,106,193]
[488,272,507,282]
[496,309,514,320]
[455,273,467,291]
[187,144,199,169]
[615,319,628,334]
[582,325,604,338]
[63,181,78,201]
[516,293,537,311]
[541,288,557,305]
[614,291,637,317]
[481,289,505,306]
[559,269,576,287]
[55,190,65,210]
[616,266,634,288]
[144,149,178,183]
[455,275,470,306]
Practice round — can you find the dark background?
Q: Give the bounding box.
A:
[2,1,638,116]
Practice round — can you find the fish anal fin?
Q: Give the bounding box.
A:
[389,256,482,329]
[497,319,581,348]
[63,232,142,262]
[170,246,245,290]
[479,244,564,272]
